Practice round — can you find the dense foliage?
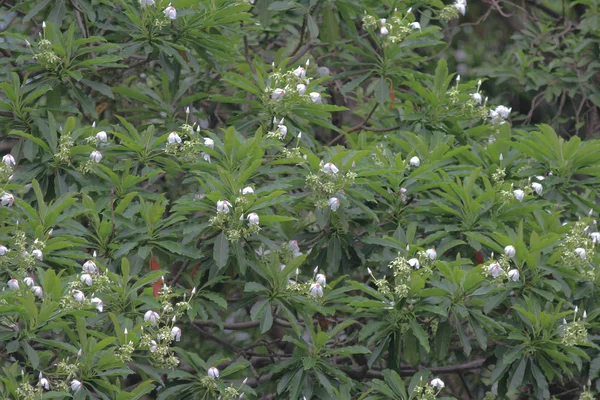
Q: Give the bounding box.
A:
[1,0,600,399]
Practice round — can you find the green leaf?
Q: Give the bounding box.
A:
[213,232,229,268]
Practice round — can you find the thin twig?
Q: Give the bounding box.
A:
[328,103,379,146]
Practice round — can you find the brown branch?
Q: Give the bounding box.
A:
[328,103,379,146]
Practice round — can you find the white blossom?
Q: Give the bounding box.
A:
[171,326,182,342]
[574,247,586,260]
[82,259,97,273]
[216,200,232,214]
[471,93,482,104]
[513,189,525,202]
[430,377,445,390]
[247,212,259,225]
[204,137,214,149]
[2,154,16,166]
[8,278,19,290]
[408,258,420,269]
[488,262,502,278]
[32,249,43,260]
[24,276,34,286]
[31,285,43,298]
[73,290,85,303]
[71,379,82,392]
[454,0,466,16]
[168,132,182,144]
[297,84,306,95]
[531,182,543,195]
[495,105,511,119]
[242,186,254,195]
[96,131,108,143]
[272,88,285,100]
[144,310,160,325]
[80,273,93,286]
[1,193,14,207]
[409,22,421,31]
[590,232,600,243]
[90,151,102,163]
[309,92,322,104]
[309,282,324,297]
[328,197,340,211]
[425,248,437,260]
[322,162,339,175]
[140,0,155,5]
[38,373,49,390]
[508,269,520,281]
[163,3,176,19]
[293,66,306,79]
[149,340,158,352]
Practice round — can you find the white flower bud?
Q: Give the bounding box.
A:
[208,366,220,379]
[316,273,326,287]
[409,156,420,167]
[309,92,322,104]
[70,379,82,392]
[504,245,516,257]
[96,131,108,143]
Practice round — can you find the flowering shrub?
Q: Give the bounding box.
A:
[1,0,600,399]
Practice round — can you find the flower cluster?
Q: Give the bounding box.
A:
[58,259,105,313]
[367,247,436,299]
[265,59,324,116]
[305,161,356,211]
[558,218,596,280]
[165,110,214,163]
[210,196,261,241]
[0,153,15,183]
[362,8,421,45]
[483,245,520,283]
[29,22,60,71]
[562,307,588,346]
[140,285,196,369]
[439,0,467,21]
[80,123,104,173]
[411,377,445,400]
